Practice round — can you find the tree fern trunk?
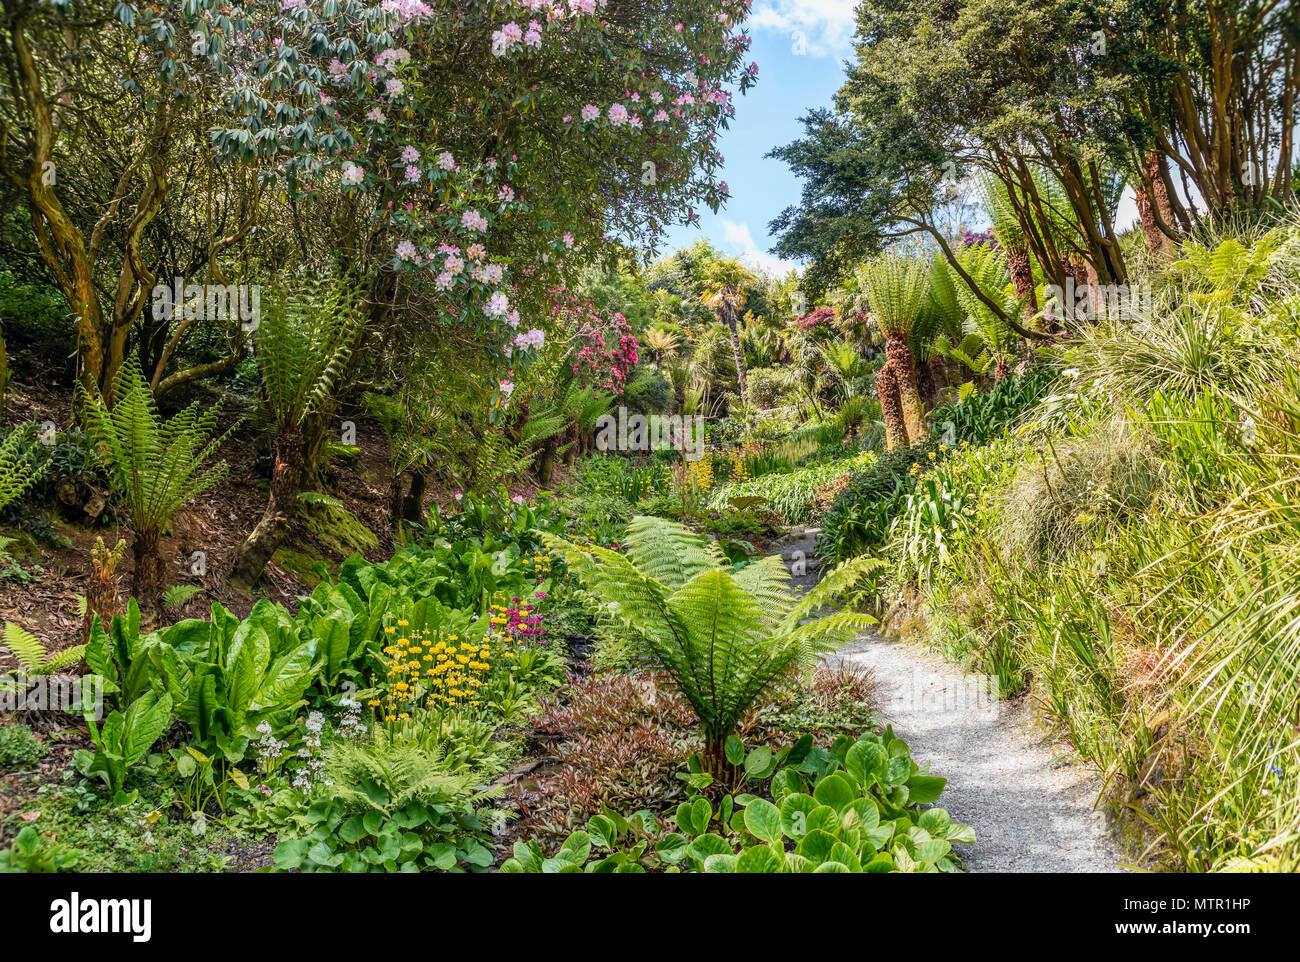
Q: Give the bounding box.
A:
[388,473,406,533]
[915,355,936,405]
[1006,248,1038,322]
[231,430,303,587]
[885,335,927,444]
[877,364,906,451]
[537,435,560,487]
[132,527,166,614]
[401,470,427,524]
[929,353,949,395]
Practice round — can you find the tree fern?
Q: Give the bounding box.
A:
[79,358,231,609]
[232,276,363,586]
[542,517,877,769]
[952,243,1020,378]
[253,277,363,432]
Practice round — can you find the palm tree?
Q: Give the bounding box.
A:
[642,326,680,364]
[859,254,931,445]
[701,258,756,406]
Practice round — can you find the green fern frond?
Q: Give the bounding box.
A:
[79,357,232,533]
[162,584,204,610]
[0,425,45,513]
[2,621,47,672]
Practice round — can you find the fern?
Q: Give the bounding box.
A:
[253,276,363,431]
[1,621,85,674]
[542,517,877,765]
[161,584,203,610]
[79,357,232,534]
[296,491,344,509]
[951,243,1019,370]
[322,739,499,817]
[0,425,46,513]
[858,254,930,339]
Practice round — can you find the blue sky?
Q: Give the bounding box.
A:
[661,0,860,276]
[662,0,1138,276]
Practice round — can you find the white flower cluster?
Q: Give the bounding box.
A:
[291,711,331,792]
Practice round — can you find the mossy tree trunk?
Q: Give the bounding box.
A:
[231,430,303,587]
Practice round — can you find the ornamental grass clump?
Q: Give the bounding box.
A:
[542,515,883,773]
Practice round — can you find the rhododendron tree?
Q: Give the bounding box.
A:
[8,0,756,402]
[551,290,639,395]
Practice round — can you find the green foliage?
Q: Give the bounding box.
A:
[543,516,879,756]
[998,429,1161,568]
[503,728,972,873]
[0,723,46,768]
[75,690,174,797]
[0,425,44,513]
[708,450,876,524]
[78,357,232,536]
[859,253,929,338]
[0,827,79,873]
[253,276,363,431]
[1,621,85,674]
[272,741,498,873]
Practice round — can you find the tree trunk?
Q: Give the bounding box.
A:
[885,335,927,445]
[1136,150,1176,258]
[388,473,407,533]
[915,355,937,406]
[724,308,747,406]
[231,430,303,587]
[131,528,166,615]
[877,364,906,451]
[401,470,427,525]
[1005,248,1038,323]
[0,325,8,419]
[537,434,560,488]
[929,353,949,394]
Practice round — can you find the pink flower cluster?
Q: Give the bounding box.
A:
[551,289,638,395]
[502,594,547,645]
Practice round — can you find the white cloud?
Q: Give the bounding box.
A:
[722,220,800,277]
[749,0,857,58]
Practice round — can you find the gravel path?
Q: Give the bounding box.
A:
[775,529,1126,873]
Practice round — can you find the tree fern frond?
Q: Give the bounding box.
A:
[622,515,725,590]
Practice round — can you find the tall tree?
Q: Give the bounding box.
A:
[701,258,757,407]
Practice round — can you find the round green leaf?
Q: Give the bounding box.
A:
[743,798,784,845]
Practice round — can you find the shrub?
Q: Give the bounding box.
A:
[707,450,876,524]
[997,429,1162,568]
[0,723,46,768]
[272,741,499,873]
[512,671,698,844]
[621,366,673,415]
